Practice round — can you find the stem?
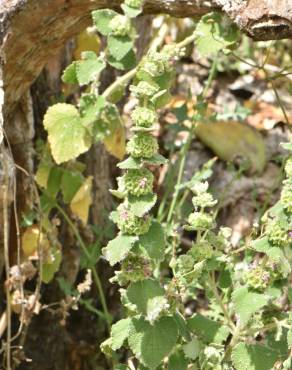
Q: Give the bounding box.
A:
[54,203,111,332]
[270,80,290,126]
[208,272,236,331]
[166,130,194,224]
[102,68,137,100]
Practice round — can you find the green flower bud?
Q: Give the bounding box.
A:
[266,218,290,247]
[118,254,151,283]
[126,133,158,158]
[176,254,194,274]
[281,183,292,213]
[124,168,154,196]
[190,241,214,261]
[186,212,214,231]
[125,0,143,8]
[109,15,131,36]
[285,158,292,178]
[199,346,223,370]
[131,106,157,128]
[130,81,159,99]
[117,204,151,235]
[246,265,271,291]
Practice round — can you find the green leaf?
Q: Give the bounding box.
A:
[76,52,106,85]
[107,49,136,71]
[232,287,269,326]
[144,154,168,166]
[110,318,132,350]
[41,248,62,284]
[195,12,240,56]
[118,157,142,169]
[128,316,179,369]
[139,221,165,262]
[44,104,91,164]
[187,314,229,344]
[266,247,291,277]
[126,279,167,322]
[251,237,271,253]
[128,193,157,217]
[79,94,106,127]
[121,4,142,18]
[92,9,118,36]
[103,235,138,266]
[61,169,83,203]
[62,62,78,84]
[231,342,279,370]
[108,35,133,61]
[183,337,201,360]
[46,166,63,198]
[168,350,188,370]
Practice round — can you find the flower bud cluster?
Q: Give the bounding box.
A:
[109,15,132,36]
[117,204,151,235]
[131,106,157,128]
[126,132,158,158]
[124,168,154,196]
[112,254,151,285]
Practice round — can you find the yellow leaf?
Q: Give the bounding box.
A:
[104,125,126,160]
[74,29,101,60]
[35,163,51,188]
[70,177,93,223]
[22,225,50,257]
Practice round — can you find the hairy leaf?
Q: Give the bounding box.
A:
[103,235,138,266]
[44,104,91,164]
[128,316,178,369]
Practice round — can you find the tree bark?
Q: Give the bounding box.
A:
[1,0,292,121]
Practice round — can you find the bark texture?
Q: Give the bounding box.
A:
[1,0,292,120]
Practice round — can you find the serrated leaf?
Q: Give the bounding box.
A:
[118,156,142,169]
[195,12,240,56]
[183,337,201,360]
[128,193,157,217]
[139,221,165,262]
[61,169,83,203]
[110,318,132,350]
[232,287,269,326]
[103,235,138,266]
[168,350,188,370]
[92,9,118,36]
[70,176,92,224]
[144,154,168,166]
[121,4,142,18]
[107,49,136,71]
[266,247,291,277]
[126,279,167,322]
[108,35,133,61]
[187,314,229,344]
[76,52,106,85]
[44,104,91,164]
[62,62,78,84]
[251,237,271,253]
[128,316,178,369]
[231,342,279,370]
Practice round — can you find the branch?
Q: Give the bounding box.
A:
[0,0,292,118]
